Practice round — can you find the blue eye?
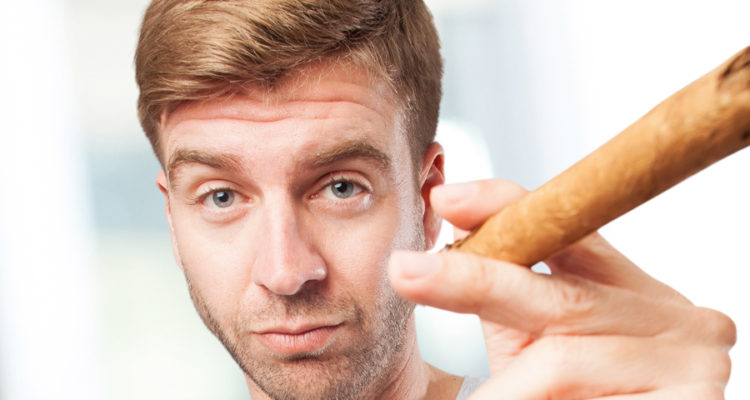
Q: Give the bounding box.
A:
[332,181,354,198]
[324,180,363,199]
[210,190,235,208]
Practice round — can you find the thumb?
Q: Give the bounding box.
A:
[388,249,530,318]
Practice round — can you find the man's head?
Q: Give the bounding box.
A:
[135,1,444,399]
[135,0,442,171]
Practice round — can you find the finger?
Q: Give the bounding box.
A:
[589,382,725,400]
[481,320,533,375]
[546,233,691,304]
[430,179,527,231]
[432,180,684,303]
[388,250,737,346]
[466,336,730,400]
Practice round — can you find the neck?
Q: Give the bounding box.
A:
[370,319,461,400]
[374,319,430,399]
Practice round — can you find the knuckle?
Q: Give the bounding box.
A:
[689,346,732,384]
[707,349,733,383]
[694,307,737,347]
[456,254,497,312]
[472,264,495,302]
[545,275,598,332]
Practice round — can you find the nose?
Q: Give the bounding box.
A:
[251,200,327,295]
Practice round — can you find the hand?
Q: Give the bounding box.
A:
[389,179,736,399]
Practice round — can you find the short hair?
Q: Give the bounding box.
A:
[135,0,443,168]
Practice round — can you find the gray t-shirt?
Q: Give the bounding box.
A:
[455,376,485,400]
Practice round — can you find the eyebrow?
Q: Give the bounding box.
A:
[167,148,244,180]
[166,140,392,180]
[310,140,392,172]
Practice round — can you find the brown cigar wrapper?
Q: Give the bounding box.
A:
[449,46,750,266]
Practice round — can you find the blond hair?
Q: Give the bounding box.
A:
[135,0,442,167]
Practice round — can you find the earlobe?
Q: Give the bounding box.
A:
[156,170,186,271]
[419,142,445,250]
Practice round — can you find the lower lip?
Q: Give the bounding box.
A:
[257,325,340,356]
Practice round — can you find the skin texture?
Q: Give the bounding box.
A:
[154,59,735,399]
[390,179,736,399]
[156,62,459,400]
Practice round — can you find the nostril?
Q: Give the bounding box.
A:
[258,273,303,296]
[270,277,306,296]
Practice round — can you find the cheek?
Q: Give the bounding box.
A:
[325,224,392,284]
[170,208,255,319]
[315,194,422,296]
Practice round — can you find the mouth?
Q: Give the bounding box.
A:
[255,323,343,356]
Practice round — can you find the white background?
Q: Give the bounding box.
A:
[1,0,748,398]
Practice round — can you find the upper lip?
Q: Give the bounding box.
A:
[255,322,342,335]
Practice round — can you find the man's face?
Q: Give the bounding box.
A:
[157,63,442,399]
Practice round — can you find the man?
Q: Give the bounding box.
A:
[134,1,735,399]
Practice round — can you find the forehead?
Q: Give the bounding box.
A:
[162,61,399,136]
[160,62,410,178]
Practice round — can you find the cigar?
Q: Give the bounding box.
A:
[449,46,750,266]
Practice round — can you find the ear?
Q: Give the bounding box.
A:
[156,170,185,271]
[418,142,445,250]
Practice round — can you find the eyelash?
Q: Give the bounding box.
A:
[186,173,370,212]
[190,185,236,206]
[317,175,369,197]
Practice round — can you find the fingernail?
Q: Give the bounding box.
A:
[391,251,441,279]
[432,182,478,205]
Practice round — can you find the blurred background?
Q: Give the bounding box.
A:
[1,0,748,398]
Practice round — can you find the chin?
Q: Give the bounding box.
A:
[238,298,414,400]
